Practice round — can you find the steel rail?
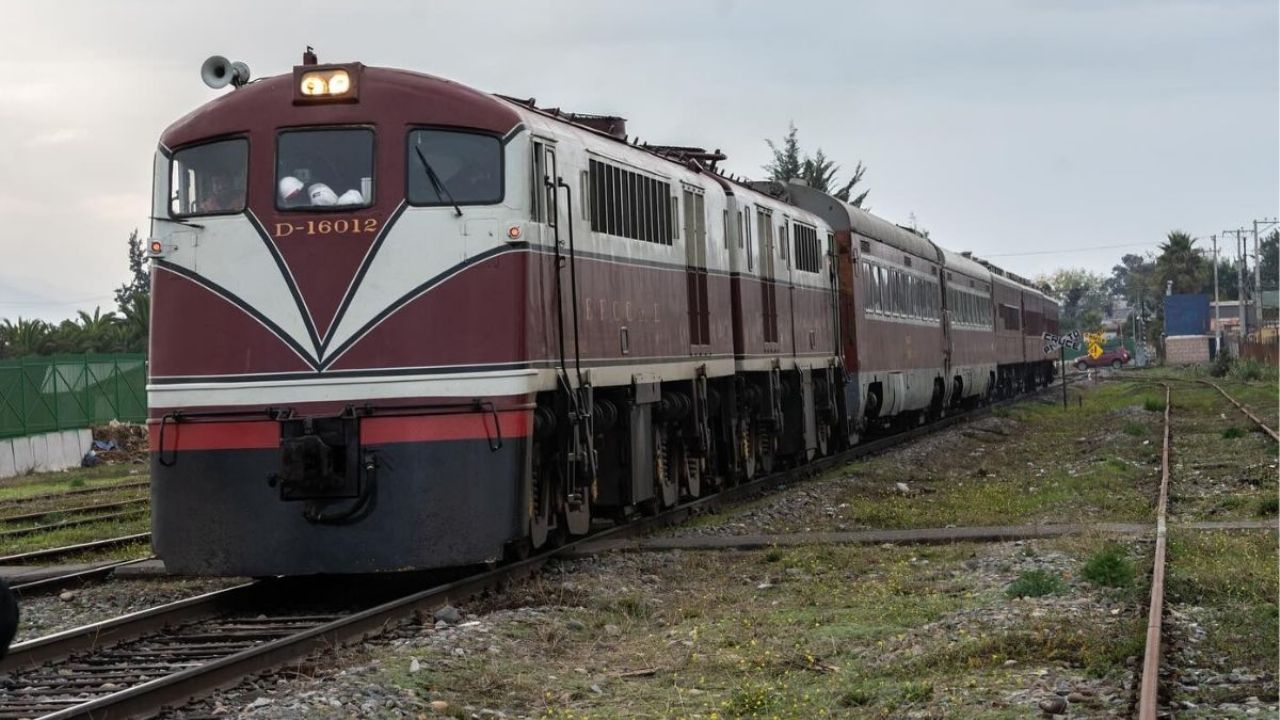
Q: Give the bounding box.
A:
[1137,383,1172,720]
[0,510,149,540]
[2,379,1076,720]
[0,533,151,565]
[0,481,150,512]
[1199,379,1279,442]
[0,580,265,673]
[0,498,151,526]
[11,557,153,598]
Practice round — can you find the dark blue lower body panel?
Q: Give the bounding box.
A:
[151,438,526,576]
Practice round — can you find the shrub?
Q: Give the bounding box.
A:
[1222,427,1245,439]
[1229,359,1267,382]
[1006,569,1065,598]
[1257,497,1279,516]
[1210,350,1233,378]
[1122,422,1146,437]
[1082,544,1135,588]
[1143,397,1165,412]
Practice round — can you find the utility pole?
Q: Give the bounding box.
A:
[1238,230,1248,338]
[1212,234,1220,355]
[1253,220,1261,327]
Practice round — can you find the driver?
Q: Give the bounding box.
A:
[198,172,243,213]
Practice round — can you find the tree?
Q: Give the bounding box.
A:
[1262,230,1278,292]
[765,123,870,207]
[1152,230,1209,296]
[114,229,149,311]
[1038,268,1109,333]
[0,318,52,358]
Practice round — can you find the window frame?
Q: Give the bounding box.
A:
[168,135,250,219]
[403,125,506,210]
[275,125,378,213]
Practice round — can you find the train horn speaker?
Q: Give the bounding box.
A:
[201,56,251,89]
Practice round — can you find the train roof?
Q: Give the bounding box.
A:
[755,181,941,263]
[937,246,993,284]
[161,65,522,149]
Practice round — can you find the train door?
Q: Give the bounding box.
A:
[682,185,710,350]
[778,215,788,356]
[757,208,778,346]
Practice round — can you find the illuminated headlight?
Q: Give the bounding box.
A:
[299,69,350,96]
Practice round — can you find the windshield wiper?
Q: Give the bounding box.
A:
[414,146,463,217]
[151,215,205,229]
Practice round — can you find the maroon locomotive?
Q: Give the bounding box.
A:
[146,52,1056,575]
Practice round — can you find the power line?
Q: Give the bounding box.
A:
[980,242,1159,258]
[0,295,116,308]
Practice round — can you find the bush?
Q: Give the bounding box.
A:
[1143,397,1165,412]
[1257,497,1279,516]
[1229,359,1267,382]
[1210,349,1233,378]
[1006,569,1065,598]
[1222,427,1245,439]
[1082,544,1135,588]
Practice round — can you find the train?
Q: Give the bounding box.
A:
[146,51,1059,576]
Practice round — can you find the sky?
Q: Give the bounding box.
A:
[0,0,1275,322]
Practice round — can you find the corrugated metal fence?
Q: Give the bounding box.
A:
[0,354,147,439]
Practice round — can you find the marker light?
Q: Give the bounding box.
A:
[507,225,522,241]
[148,239,165,256]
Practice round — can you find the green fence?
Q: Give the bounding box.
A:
[0,354,147,439]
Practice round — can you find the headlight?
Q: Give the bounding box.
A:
[299,70,349,97]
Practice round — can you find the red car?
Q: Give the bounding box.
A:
[1075,346,1131,370]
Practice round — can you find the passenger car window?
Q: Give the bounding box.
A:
[277,128,374,209]
[407,129,502,206]
[170,138,248,217]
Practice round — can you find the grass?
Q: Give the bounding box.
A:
[0,463,148,503]
[1081,544,1135,588]
[1165,530,1279,676]
[355,538,1143,719]
[1221,426,1245,439]
[1004,569,1064,598]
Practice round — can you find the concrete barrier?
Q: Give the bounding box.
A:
[0,428,96,479]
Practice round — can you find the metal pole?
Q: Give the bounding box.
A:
[1238,232,1248,338]
[1212,234,1220,355]
[1254,220,1263,329]
[1061,346,1067,409]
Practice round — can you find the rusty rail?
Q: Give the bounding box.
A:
[1200,380,1279,442]
[1,380,1078,720]
[1137,383,1172,720]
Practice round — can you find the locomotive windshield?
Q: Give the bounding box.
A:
[277,128,374,209]
[406,129,502,206]
[170,138,248,217]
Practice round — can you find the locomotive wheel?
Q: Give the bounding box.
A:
[815,422,830,458]
[757,425,775,475]
[738,417,757,481]
[529,455,560,550]
[680,443,702,499]
[654,426,678,508]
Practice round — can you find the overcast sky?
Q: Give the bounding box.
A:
[1,0,1275,322]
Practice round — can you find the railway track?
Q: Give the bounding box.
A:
[0,481,150,514]
[1134,380,1277,720]
[0,533,152,566]
[0,380,1077,720]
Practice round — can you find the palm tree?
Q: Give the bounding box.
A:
[1154,231,1209,295]
[0,317,52,358]
[118,292,150,353]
